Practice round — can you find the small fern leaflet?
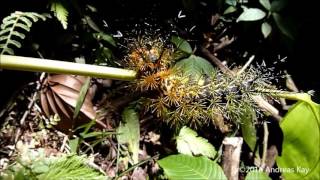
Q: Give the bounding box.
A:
[0,11,50,55]
[50,0,68,29]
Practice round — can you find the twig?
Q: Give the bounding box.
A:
[201,47,235,76]
[261,122,269,169]
[19,72,46,125]
[236,55,255,76]
[214,36,235,53]
[222,137,243,180]
[60,134,69,153]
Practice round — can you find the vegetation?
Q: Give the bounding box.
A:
[0,0,319,179]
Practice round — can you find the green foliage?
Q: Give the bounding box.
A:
[50,0,68,29]
[38,155,107,179]
[225,0,237,6]
[270,0,287,12]
[227,0,294,39]
[0,11,49,55]
[158,154,227,180]
[94,33,116,47]
[259,0,271,11]
[224,6,237,15]
[176,126,216,159]
[245,171,271,180]
[1,148,107,180]
[117,107,140,164]
[73,77,91,119]
[170,36,192,54]
[272,13,294,39]
[236,8,266,22]
[240,107,257,152]
[69,120,115,153]
[276,101,320,179]
[174,55,215,82]
[261,22,272,38]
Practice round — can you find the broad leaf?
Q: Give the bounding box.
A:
[174,55,215,81]
[158,154,227,180]
[176,126,216,158]
[259,0,271,10]
[276,101,320,179]
[272,13,294,39]
[224,6,237,15]
[261,22,272,38]
[270,0,288,12]
[94,33,116,47]
[245,171,271,180]
[237,8,266,22]
[240,107,257,152]
[171,36,192,54]
[225,0,237,6]
[117,108,140,164]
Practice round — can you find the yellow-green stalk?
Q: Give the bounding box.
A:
[0,55,137,81]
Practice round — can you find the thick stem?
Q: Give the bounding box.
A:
[222,137,243,180]
[0,55,137,81]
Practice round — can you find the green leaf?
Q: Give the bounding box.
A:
[225,0,237,6]
[158,154,227,180]
[240,107,257,152]
[84,15,101,32]
[170,36,192,54]
[69,137,80,153]
[38,155,107,179]
[261,22,272,38]
[117,108,140,164]
[276,101,320,179]
[237,8,266,22]
[270,0,288,12]
[259,0,271,10]
[50,1,68,29]
[272,13,294,39]
[81,131,115,139]
[94,33,116,47]
[245,171,271,180]
[224,6,237,15]
[174,55,215,82]
[73,77,91,119]
[176,126,216,158]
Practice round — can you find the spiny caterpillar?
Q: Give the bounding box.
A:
[125,36,278,132]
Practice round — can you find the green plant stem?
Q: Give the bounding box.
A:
[0,55,137,81]
[117,154,159,178]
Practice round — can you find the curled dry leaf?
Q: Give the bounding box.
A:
[40,74,97,131]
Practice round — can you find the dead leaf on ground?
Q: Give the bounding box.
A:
[40,74,97,131]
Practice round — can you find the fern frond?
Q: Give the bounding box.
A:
[0,11,49,55]
[50,0,68,29]
[38,155,106,180]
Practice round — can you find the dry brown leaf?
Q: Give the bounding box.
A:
[40,74,98,131]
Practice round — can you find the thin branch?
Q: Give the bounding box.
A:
[201,47,235,76]
[0,55,137,81]
[261,122,269,169]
